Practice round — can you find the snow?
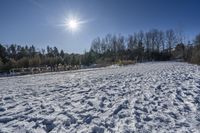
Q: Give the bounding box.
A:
[0,62,200,133]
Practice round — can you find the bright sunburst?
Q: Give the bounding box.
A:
[67,19,79,31]
[65,18,81,32]
[59,14,92,32]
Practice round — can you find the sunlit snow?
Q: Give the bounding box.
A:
[0,62,200,132]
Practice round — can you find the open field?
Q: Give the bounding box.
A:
[0,62,200,133]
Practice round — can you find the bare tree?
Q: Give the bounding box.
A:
[91,37,101,53]
[104,34,112,52]
[194,33,200,45]
[116,35,125,52]
[166,29,177,54]
[155,30,165,52]
[127,35,134,51]
[159,31,165,51]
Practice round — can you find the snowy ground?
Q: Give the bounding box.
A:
[0,62,200,133]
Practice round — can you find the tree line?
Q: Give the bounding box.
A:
[90,29,200,64]
[0,28,200,73]
[0,45,82,72]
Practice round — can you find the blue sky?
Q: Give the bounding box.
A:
[0,0,200,53]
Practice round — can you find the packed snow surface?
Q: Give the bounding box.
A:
[0,62,200,133]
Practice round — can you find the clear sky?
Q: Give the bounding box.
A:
[0,0,200,53]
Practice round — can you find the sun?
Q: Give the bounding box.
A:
[61,15,91,32]
[66,18,79,31]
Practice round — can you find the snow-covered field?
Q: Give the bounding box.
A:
[0,62,200,133]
